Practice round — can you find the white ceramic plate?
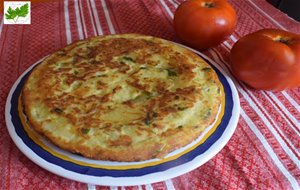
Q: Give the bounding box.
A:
[5,49,240,186]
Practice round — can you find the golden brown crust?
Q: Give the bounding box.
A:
[22,34,222,161]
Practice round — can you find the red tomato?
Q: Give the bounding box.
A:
[230,29,300,91]
[173,0,237,50]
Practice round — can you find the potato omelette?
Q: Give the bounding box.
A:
[22,34,222,161]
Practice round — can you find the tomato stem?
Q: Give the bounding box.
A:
[274,36,290,45]
[203,2,215,8]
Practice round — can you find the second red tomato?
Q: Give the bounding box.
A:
[173,0,237,50]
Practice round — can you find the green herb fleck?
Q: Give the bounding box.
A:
[166,68,178,77]
[144,111,158,125]
[74,70,79,75]
[202,67,212,71]
[123,56,134,61]
[81,128,90,134]
[145,114,151,125]
[177,125,183,129]
[207,110,211,116]
[204,109,212,119]
[178,107,186,111]
[97,74,107,77]
[144,91,154,99]
[53,108,63,114]
[5,3,29,23]
[155,149,162,154]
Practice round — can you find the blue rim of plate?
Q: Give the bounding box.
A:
[6,50,239,184]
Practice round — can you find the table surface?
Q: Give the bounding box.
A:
[0,0,299,189]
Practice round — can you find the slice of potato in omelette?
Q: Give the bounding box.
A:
[22,34,222,161]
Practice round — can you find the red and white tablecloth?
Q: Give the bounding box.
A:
[0,0,299,189]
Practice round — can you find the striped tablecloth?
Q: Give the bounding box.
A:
[0,0,299,189]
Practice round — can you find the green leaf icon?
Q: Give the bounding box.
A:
[5,7,17,20]
[5,3,29,23]
[18,3,29,17]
